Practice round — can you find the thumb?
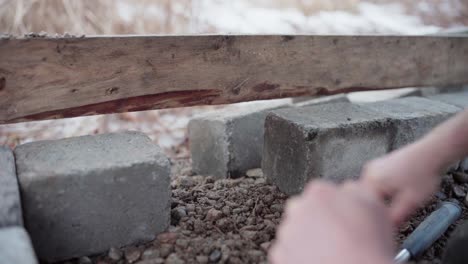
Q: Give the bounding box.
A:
[389,191,421,227]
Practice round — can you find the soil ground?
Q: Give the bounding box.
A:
[57,159,468,264]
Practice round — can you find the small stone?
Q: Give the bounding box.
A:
[157,232,178,244]
[205,177,215,184]
[171,207,187,225]
[175,239,189,248]
[254,178,266,184]
[78,256,92,264]
[246,217,256,225]
[240,230,257,240]
[206,208,223,222]
[179,177,195,188]
[245,199,254,207]
[186,204,195,212]
[464,194,468,207]
[270,204,283,213]
[260,242,271,251]
[453,185,466,198]
[196,255,209,264]
[435,191,447,200]
[453,172,468,184]
[125,247,142,263]
[206,191,220,200]
[209,249,222,263]
[165,253,185,264]
[263,194,275,204]
[193,219,205,234]
[108,247,123,261]
[159,244,173,258]
[232,208,242,214]
[264,219,276,234]
[246,168,263,178]
[142,248,160,259]
[247,250,263,257]
[136,258,165,264]
[400,223,412,234]
[222,206,231,215]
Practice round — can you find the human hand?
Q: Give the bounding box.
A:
[269,180,394,264]
[361,144,441,227]
[362,109,468,227]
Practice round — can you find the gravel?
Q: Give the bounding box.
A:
[55,159,466,264]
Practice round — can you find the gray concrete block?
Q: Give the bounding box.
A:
[189,100,291,178]
[348,87,422,103]
[189,96,350,178]
[263,103,393,195]
[14,131,171,261]
[428,91,468,109]
[294,94,349,107]
[0,227,38,264]
[0,146,23,227]
[364,97,460,150]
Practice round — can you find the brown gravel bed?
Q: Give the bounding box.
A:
[57,159,468,264]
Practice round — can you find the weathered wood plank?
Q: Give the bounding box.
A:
[1,35,468,124]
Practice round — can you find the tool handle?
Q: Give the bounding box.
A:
[402,201,461,259]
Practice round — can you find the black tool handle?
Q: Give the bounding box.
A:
[402,201,461,258]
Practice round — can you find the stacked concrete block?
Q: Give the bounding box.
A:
[428,91,468,171]
[295,94,349,107]
[0,146,23,227]
[420,85,468,97]
[14,131,171,261]
[428,91,468,109]
[263,103,393,194]
[263,93,467,195]
[364,97,459,150]
[189,95,349,178]
[0,227,38,264]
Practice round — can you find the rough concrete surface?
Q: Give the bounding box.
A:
[428,91,468,109]
[189,96,350,178]
[0,146,23,227]
[263,103,393,195]
[294,94,349,107]
[348,87,422,103]
[189,100,291,178]
[364,97,460,150]
[0,226,38,264]
[15,131,171,261]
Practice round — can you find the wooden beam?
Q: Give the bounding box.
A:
[1,35,467,124]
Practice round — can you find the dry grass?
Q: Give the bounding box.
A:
[1,0,466,36]
[0,0,192,35]
[252,0,361,15]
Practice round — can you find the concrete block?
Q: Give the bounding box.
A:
[189,100,291,178]
[189,95,350,178]
[0,227,38,264]
[15,131,171,261]
[263,103,393,195]
[0,146,23,227]
[294,94,349,107]
[428,91,468,109]
[420,85,468,97]
[364,97,460,150]
[348,87,422,103]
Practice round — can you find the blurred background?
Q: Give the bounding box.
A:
[0,0,467,157]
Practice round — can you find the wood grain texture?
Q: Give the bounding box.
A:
[1,35,468,124]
